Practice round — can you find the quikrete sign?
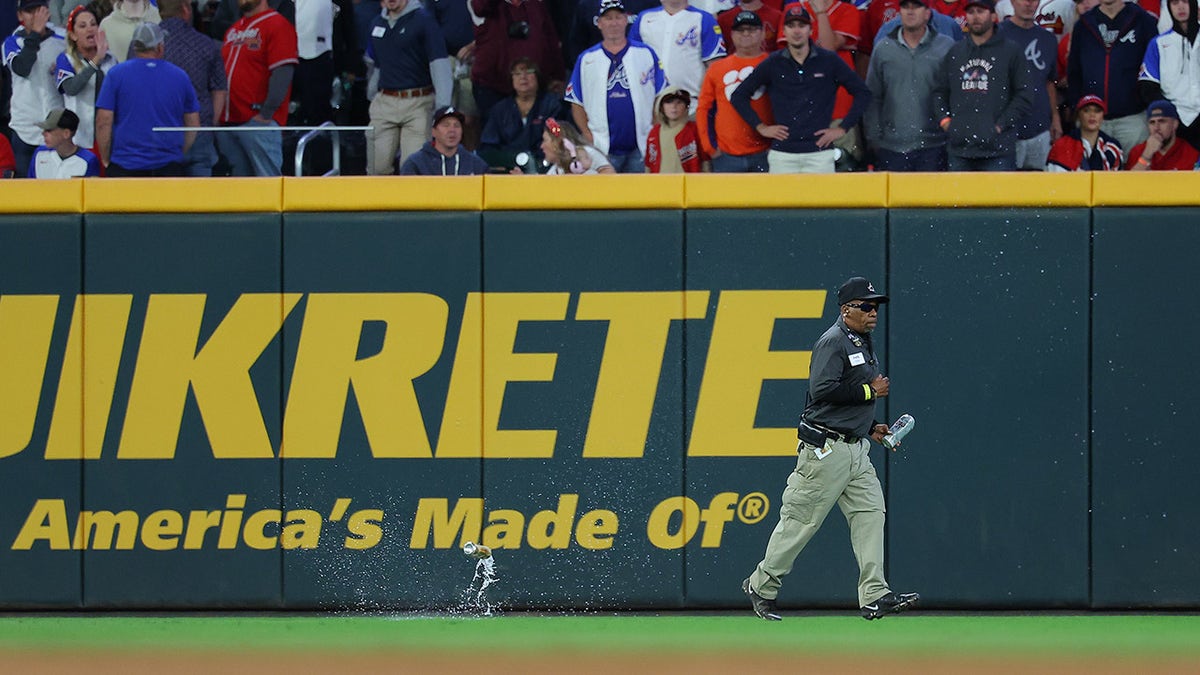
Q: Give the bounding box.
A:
[0,290,827,461]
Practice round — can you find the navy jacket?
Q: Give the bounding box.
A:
[933,29,1033,158]
[400,142,490,175]
[1067,3,1158,118]
[731,41,871,155]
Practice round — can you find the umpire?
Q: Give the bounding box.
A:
[742,276,919,621]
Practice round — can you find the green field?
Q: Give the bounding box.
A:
[1,613,1198,658]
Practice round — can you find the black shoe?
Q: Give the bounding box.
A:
[742,578,782,621]
[861,591,920,620]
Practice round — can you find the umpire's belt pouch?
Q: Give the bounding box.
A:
[796,421,828,449]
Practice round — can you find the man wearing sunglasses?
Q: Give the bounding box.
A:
[743,276,920,621]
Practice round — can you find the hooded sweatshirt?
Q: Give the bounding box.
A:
[98,0,163,62]
[1137,0,1200,126]
[933,28,1033,158]
[645,86,707,173]
[399,140,490,175]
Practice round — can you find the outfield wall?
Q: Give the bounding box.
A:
[1,173,1197,611]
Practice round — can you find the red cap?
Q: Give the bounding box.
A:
[1076,94,1106,113]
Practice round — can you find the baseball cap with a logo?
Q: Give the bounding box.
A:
[733,10,763,28]
[433,106,466,127]
[596,0,626,18]
[1146,99,1180,121]
[130,22,168,51]
[783,5,812,24]
[1076,94,1106,113]
[837,277,889,306]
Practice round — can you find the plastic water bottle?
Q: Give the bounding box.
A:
[881,414,915,450]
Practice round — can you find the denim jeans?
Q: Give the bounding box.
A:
[711,150,769,173]
[607,149,644,174]
[874,146,947,172]
[946,153,1016,172]
[216,119,283,176]
[184,131,219,177]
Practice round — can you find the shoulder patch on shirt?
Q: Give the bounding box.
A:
[848,352,866,366]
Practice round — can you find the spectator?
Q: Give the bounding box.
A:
[220,0,298,176]
[929,0,967,29]
[933,0,1032,170]
[697,9,772,172]
[864,0,953,171]
[468,0,565,127]
[364,0,451,174]
[29,107,100,176]
[566,0,666,172]
[160,0,227,177]
[1046,93,1123,169]
[645,86,708,170]
[478,56,561,171]
[210,0,294,41]
[779,0,863,166]
[3,0,66,177]
[399,104,490,173]
[995,0,1079,41]
[1138,0,1200,150]
[293,0,357,128]
[95,22,200,176]
[564,0,658,67]
[1067,0,1157,152]
[1126,98,1200,168]
[997,0,1062,169]
[732,5,870,173]
[0,132,15,176]
[871,4,961,46]
[56,5,115,151]
[716,0,781,52]
[98,0,161,62]
[429,0,480,147]
[541,114,615,172]
[630,0,726,110]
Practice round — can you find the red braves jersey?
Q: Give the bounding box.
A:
[222,9,299,125]
[1126,139,1200,170]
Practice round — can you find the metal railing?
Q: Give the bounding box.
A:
[153,124,373,177]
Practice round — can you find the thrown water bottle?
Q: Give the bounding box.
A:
[462,541,499,615]
[881,414,915,451]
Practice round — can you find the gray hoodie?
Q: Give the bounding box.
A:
[865,23,954,154]
[933,28,1034,159]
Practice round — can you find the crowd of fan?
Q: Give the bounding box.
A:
[1,0,1196,178]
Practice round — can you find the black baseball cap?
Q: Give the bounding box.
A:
[596,0,626,18]
[733,10,763,28]
[432,106,466,127]
[837,277,889,305]
[783,5,812,24]
[964,0,995,10]
[898,0,929,7]
[18,0,48,11]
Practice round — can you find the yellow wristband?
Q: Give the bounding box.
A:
[863,383,873,401]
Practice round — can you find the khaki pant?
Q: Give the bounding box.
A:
[1102,113,1150,158]
[367,92,435,175]
[768,148,837,174]
[749,436,890,607]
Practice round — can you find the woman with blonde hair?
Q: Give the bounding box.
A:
[539,117,615,174]
[56,4,117,150]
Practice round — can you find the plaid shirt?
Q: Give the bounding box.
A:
[161,17,227,127]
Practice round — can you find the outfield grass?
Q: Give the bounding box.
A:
[1,614,1198,658]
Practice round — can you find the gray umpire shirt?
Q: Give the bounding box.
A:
[802,316,882,438]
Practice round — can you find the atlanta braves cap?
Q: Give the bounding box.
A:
[596,0,626,18]
[837,277,889,306]
[433,106,466,127]
[1076,94,1106,113]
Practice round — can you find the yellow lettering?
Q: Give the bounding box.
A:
[689,290,825,456]
[11,499,72,550]
[699,492,739,547]
[141,510,183,551]
[0,295,58,459]
[482,509,524,549]
[118,293,301,459]
[74,510,139,550]
[576,291,709,458]
[344,509,383,549]
[410,497,483,549]
[281,510,322,549]
[46,295,132,459]
[575,509,618,550]
[437,293,569,458]
[218,494,246,549]
[526,493,578,550]
[183,510,222,549]
[646,497,700,550]
[282,293,448,458]
[243,509,281,550]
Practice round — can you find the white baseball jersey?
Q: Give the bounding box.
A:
[3,27,67,146]
[30,146,101,178]
[630,5,726,103]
